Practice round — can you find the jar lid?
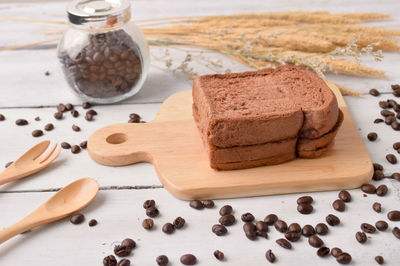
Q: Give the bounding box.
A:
[67,0,131,27]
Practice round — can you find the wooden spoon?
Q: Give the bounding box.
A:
[0,178,99,245]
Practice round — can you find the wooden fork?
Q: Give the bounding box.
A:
[0,140,61,186]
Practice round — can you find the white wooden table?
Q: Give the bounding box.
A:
[0,0,400,265]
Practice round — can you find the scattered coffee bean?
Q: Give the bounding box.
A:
[297,195,313,204]
[379,101,390,109]
[264,214,278,225]
[274,220,288,233]
[0,114,5,121]
[375,256,384,265]
[142,218,154,230]
[394,142,400,150]
[385,116,396,125]
[331,247,342,257]
[173,217,185,229]
[374,118,384,123]
[373,170,384,181]
[15,119,28,126]
[162,223,175,234]
[315,223,329,235]
[284,232,301,242]
[386,154,397,164]
[65,103,74,111]
[392,84,400,90]
[302,224,315,237]
[219,205,233,216]
[245,230,257,240]
[265,249,276,263]
[336,253,352,264]
[214,250,224,261]
[34,116,40,121]
[44,123,54,131]
[103,255,117,266]
[117,259,130,266]
[392,172,400,181]
[338,190,352,202]
[219,214,235,226]
[373,163,384,171]
[189,200,204,210]
[80,141,87,149]
[394,89,400,97]
[373,202,382,213]
[361,223,376,234]
[392,227,400,239]
[326,214,340,226]
[129,113,141,123]
[114,245,131,257]
[276,238,292,249]
[243,222,256,233]
[70,213,84,224]
[85,113,94,121]
[87,109,98,116]
[54,112,63,120]
[387,210,400,221]
[57,104,67,112]
[309,235,324,248]
[241,212,255,222]
[375,220,388,231]
[146,206,159,217]
[88,219,97,227]
[121,238,136,249]
[297,203,313,214]
[72,124,81,132]
[143,199,155,209]
[256,221,268,232]
[355,231,367,243]
[212,224,227,236]
[361,184,376,194]
[71,145,81,154]
[156,255,169,266]
[82,102,91,109]
[332,199,345,212]
[202,200,214,208]
[391,121,400,130]
[381,110,394,117]
[5,161,13,168]
[367,132,378,141]
[317,247,330,257]
[287,223,301,233]
[61,142,71,149]
[369,89,380,96]
[180,254,197,265]
[71,110,79,117]
[376,184,388,196]
[32,129,43,137]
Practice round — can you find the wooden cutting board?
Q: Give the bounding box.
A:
[87,82,373,200]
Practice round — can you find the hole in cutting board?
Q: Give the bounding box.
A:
[106,133,128,144]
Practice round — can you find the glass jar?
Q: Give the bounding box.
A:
[57,0,149,104]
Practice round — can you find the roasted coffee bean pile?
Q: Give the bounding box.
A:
[59,30,142,98]
[103,238,135,265]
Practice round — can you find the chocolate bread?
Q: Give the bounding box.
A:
[193,65,342,170]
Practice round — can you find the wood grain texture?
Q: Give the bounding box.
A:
[88,82,373,200]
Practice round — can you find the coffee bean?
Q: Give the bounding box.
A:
[331,247,342,257]
[379,101,390,109]
[394,142,400,150]
[256,221,268,232]
[315,223,329,235]
[146,206,159,217]
[173,217,185,229]
[114,245,131,257]
[44,123,54,131]
[243,222,256,233]
[297,195,313,204]
[15,119,28,126]
[117,259,130,266]
[332,199,345,212]
[385,116,396,125]
[85,113,94,121]
[392,227,400,239]
[71,145,81,154]
[241,212,255,222]
[297,203,313,214]
[367,132,378,141]
[129,113,141,123]
[32,129,43,137]
[142,218,154,230]
[302,224,315,237]
[70,213,84,224]
[284,232,301,242]
[386,154,397,164]
[274,220,288,233]
[317,247,330,257]
[375,256,384,265]
[265,249,276,263]
[381,110,394,117]
[219,214,235,226]
[373,170,384,181]
[87,109,98,116]
[392,172,400,181]
[5,161,13,168]
[143,199,155,209]
[361,223,376,234]
[219,205,232,216]
[336,253,352,264]
[65,103,73,111]
[361,184,376,194]
[82,102,92,109]
[156,255,169,266]
[212,224,227,236]
[80,141,87,149]
[373,202,382,213]
[387,210,400,221]
[88,219,97,227]
[162,223,175,234]
[355,231,367,243]
[180,254,197,265]
[61,142,71,149]
[276,238,292,249]
[394,89,400,97]
[0,114,5,121]
[34,116,40,121]
[309,235,323,248]
[72,124,81,132]
[54,112,63,120]
[57,104,67,112]
[375,220,388,231]
[374,118,384,123]
[245,230,257,240]
[214,250,224,261]
[264,214,278,225]
[287,223,301,233]
[202,200,214,208]
[103,255,117,266]
[71,110,79,117]
[376,184,388,196]
[121,238,136,249]
[373,163,384,171]
[369,89,380,96]
[189,200,204,210]
[325,214,340,226]
[338,190,352,202]
[392,121,400,130]
[257,230,269,239]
